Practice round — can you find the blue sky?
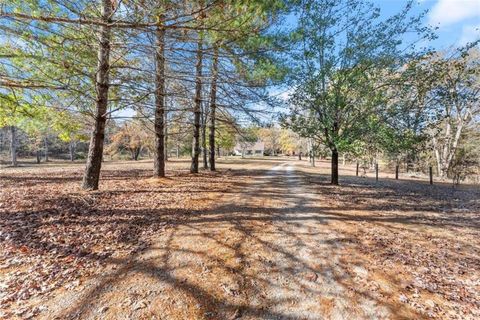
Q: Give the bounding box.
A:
[273,0,480,104]
[374,0,480,49]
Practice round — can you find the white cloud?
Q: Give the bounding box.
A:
[428,0,480,26]
[458,24,480,45]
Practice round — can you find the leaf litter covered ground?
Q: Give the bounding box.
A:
[0,158,479,319]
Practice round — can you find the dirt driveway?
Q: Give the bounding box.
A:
[29,162,381,319]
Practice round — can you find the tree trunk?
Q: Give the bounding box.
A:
[444,119,464,177]
[310,143,316,167]
[191,30,203,174]
[134,147,140,161]
[44,136,49,162]
[202,115,208,169]
[10,126,17,167]
[69,141,75,161]
[164,110,168,162]
[153,17,166,177]
[440,120,452,177]
[331,148,339,185]
[434,145,442,177]
[0,130,3,153]
[209,45,219,171]
[82,0,112,190]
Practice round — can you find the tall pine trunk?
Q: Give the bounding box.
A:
[202,111,208,169]
[164,110,168,162]
[331,148,339,185]
[209,45,219,171]
[154,17,166,177]
[82,0,112,190]
[191,32,203,173]
[10,126,17,167]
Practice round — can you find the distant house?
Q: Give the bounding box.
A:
[234,140,265,156]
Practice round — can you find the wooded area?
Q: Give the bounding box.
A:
[0,0,479,319]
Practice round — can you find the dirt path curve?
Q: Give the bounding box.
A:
[42,162,391,320]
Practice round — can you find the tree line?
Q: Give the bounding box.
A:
[1,0,479,187]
